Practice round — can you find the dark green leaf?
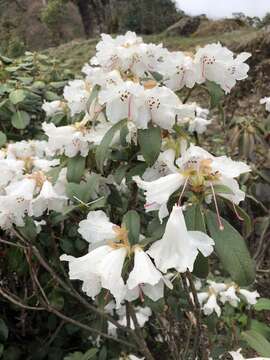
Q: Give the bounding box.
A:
[206,210,255,286]
[83,348,98,360]
[95,119,127,172]
[65,174,100,204]
[184,204,209,278]
[9,89,26,104]
[138,126,162,166]
[242,330,270,356]
[67,155,86,183]
[0,319,8,342]
[48,290,64,311]
[206,81,224,109]
[250,320,270,340]
[254,298,270,311]
[122,210,140,245]
[0,131,7,147]
[11,110,30,129]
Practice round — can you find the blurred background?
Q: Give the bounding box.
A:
[1,0,270,57]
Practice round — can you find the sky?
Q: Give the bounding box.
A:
[175,0,270,19]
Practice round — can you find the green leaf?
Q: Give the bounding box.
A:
[122,210,140,245]
[206,210,255,286]
[17,217,37,241]
[65,174,100,204]
[48,289,64,311]
[64,351,83,360]
[205,81,224,109]
[67,155,86,183]
[9,89,26,104]
[138,126,162,166]
[149,71,163,82]
[184,204,209,278]
[0,319,8,342]
[206,184,235,195]
[254,298,270,311]
[83,348,98,360]
[250,320,270,340]
[86,84,99,109]
[95,119,127,172]
[11,111,30,129]
[0,344,3,357]
[224,199,253,238]
[0,131,7,147]
[242,330,270,356]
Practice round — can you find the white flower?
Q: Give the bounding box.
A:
[63,80,92,116]
[118,305,152,329]
[0,159,24,188]
[143,86,185,130]
[188,117,212,134]
[229,348,268,359]
[31,180,67,217]
[99,81,147,127]
[92,32,143,71]
[157,51,197,91]
[0,178,36,228]
[82,66,122,88]
[42,100,65,117]
[6,140,47,160]
[238,289,260,305]
[133,173,184,221]
[194,43,251,93]
[32,158,60,172]
[142,149,177,181]
[42,121,109,158]
[220,286,240,307]
[134,144,251,221]
[260,97,270,112]
[78,210,116,244]
[202,293,221,317]
[127,246,164,291]
[99,247,128,307]
[60,245,113,299]
[147,205,214,273]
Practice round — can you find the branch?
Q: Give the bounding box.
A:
[0,287,45,311]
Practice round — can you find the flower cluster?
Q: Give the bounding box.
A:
[61,207,215,307]
[0,140,67,230]
[197,280,260,317]
[42,32,250,158]
[134,144,250,222]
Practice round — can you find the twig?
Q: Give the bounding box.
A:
[0,287,45,311]
[46,306,135,348]
[0,238,26,249]
[186,271,208,360]
[128,303,154,360]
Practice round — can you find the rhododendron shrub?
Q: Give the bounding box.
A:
[1,32,268,359]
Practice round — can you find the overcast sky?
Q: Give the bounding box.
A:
[176,0,270,19]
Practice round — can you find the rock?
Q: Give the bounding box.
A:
[164,16,201,36]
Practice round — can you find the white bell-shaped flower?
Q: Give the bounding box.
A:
[202,293,221,317]
[238,289,260,305]
[220,286,240,307]
[127,246,164,291]
[99,247,128,308]
[32,180,67,217]
[260,97,270,112]
[60,245,113,299]
[78,210,116,244]
[147,205,214,273]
